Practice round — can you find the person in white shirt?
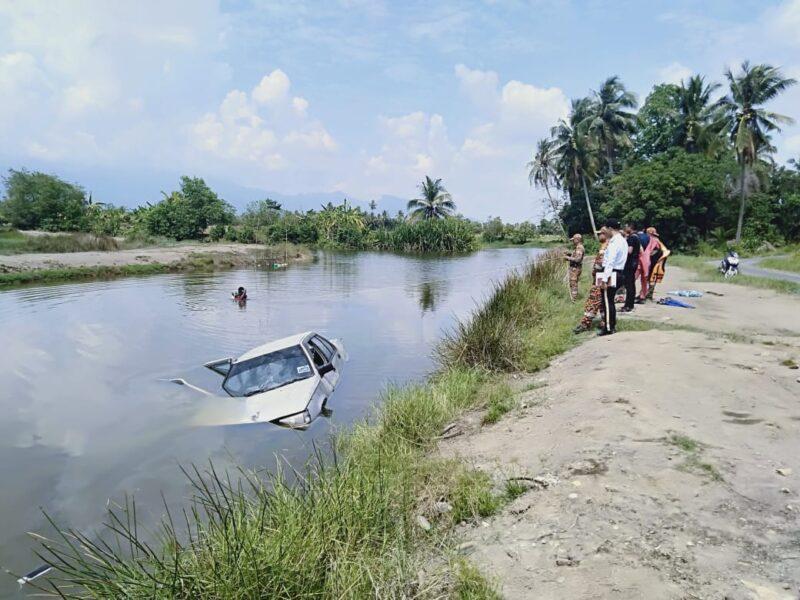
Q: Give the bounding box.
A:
[598,218,627,335]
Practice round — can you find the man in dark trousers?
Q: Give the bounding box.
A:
[621,223,641,313]
[598,219,627,336]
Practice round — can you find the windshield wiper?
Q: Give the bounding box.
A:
[243,377,305,397]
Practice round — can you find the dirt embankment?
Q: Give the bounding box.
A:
[0,242,311,273]
[441,267,800,599]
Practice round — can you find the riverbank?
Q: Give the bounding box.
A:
[31,251,580,597]
[440,265,800,598]
[0,242,311,286]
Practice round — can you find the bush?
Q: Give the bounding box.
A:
[1,169,88,231]
[143,177,234,240]
[208,223,226,241]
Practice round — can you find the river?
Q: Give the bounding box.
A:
[0,247,543,596]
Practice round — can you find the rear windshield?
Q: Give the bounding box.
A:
[223,345,313,397]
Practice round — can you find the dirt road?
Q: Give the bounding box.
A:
[441,267,800,599]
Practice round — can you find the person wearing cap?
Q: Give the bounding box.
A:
[563,233,585,301]
[598,218,627,335]
[574,227,608,333]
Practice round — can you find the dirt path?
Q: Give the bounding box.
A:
[0,243,306,272]
[441,267,800,599]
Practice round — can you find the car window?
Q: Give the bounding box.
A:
[307,343,327,368]
[223,345,313,397]
[309,337,333,363]
[314,335,337,359]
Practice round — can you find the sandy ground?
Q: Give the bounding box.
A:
[0,243,306,272]
[441,267,800,599]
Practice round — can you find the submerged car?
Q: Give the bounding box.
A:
[197,331,346,429]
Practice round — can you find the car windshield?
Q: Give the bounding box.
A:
[223,345,313,397]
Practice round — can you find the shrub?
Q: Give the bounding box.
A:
[1,169,88,231]
[208,223,226,241]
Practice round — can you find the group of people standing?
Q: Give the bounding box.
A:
[564,218,671,336]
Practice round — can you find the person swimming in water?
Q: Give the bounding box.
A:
[232,286,247,302]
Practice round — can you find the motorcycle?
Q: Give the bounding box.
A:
[719,250,740,279]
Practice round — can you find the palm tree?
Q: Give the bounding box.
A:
[721,62,796,242]
[551,98,599,237]
[674,75,726,155]
[407,176,456,220]
[527,138,567,238]
[586,76,637,175]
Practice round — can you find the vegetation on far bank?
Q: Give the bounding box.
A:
[0,170,558,259]
[31,252,577,598]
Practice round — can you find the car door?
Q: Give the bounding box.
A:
[315,334,345,370]
[307,336,339,390]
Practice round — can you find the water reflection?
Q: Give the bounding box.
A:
[0,248,541,596]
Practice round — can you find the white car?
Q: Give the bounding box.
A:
[177,332,346,429]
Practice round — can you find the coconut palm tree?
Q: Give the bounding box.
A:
[407,176,456,220]
[721,62,796,242]
[674,75,727,155]
[527,138,567,238]
[586,76,637,175]
[551,98,599,237]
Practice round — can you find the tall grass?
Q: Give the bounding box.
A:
[437,249,581,372]
[374,219,477,254]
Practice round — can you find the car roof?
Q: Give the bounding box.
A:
[234,331,315,363]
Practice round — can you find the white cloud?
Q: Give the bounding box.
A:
[348,66,568,220]
[191,70,336,172]
[252,69,291,104]
[658,61,692,85]
[764,0,800,46]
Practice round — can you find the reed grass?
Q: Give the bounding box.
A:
[437,249,581,372]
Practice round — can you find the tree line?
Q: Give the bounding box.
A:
[0,171,555,254]
[528,62,800,249]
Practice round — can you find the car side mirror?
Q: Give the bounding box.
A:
[318,363,335,376]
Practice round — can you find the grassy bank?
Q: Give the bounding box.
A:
[759,253,800,273]
[31,252,578,598]
[669,255,800,295]
[0,246,310,288]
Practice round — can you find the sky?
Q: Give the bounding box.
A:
[0,0,799,221]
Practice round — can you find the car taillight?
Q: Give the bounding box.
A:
[278,409,312,428]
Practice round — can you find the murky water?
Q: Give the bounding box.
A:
[0,248,542,595]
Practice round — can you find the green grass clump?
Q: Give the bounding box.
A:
[668,433,701,453]
[452,559,502,600]
[667,433,723,481]
[760,253,800,273]
[449,469,502,523]
[482,382,516,424]
[437,250,582,372]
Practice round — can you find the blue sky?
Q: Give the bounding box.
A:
[1,0,798,220]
